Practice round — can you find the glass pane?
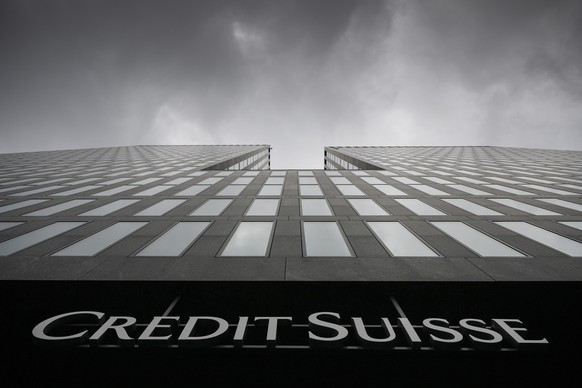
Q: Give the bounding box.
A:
[348,199,389,216]
[13,186,66,196]
[258,185,283,196]
[0,222,86,256]
[133,185,172,196]
[521,184,576,196]
[301,199,333,216]
[246,199,279,216]
[190,199,232,216]
[0,222,24,232]
[165,177,191,185]
[361,177,384,185]
[330,177,350,185]
[53,222,147,256]
[265,177,284,185]
[199,177,223,185]
[81,199,139,216]
[300,185,323,196]
[443,199,502,216]
[368,222,437,257]
[336,185,365,196]
[133,178,162,185]
[0,200,48,214]
[232,177,254,185]
[538,199,582,212]
[216,185,246,196]
[299,177,317,184]
[560,222,582,231]
[25,199,94,216]
[298,171,314,176]
[447,184,492,196]
[351,171,369,176]
[484,185,534,196]
[270,171,286,176]
[176,185,210,196]
[303,222,352,257]
[411,185,450,196]
[373,185,407,196]
[490,199,560,216]
[395,199,445,216]
[431,222,524,257]
[393,177,418,184]
[94,185,136,196]
[135,199,186,216]
[52,186,101,196]
[221,222,273,256]
[137,222,209,257]
[496,222,582,257]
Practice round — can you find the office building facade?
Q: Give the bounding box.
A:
[1,145,581,386]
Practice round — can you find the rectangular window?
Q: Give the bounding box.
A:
[411,185,450,196]
[220,222,274,256]
[0,222,24,232]
[538,198,582,213]
[190,199,232,216]
[93,185,136,196]
[361,177,384,185]
[232,177,254,185]
[299,177,317,184]
[25,199,94,216]
[133,178,162,185]
[443,199,502,216]
[12,186,66,196]
[133,185,173,196]
[336,185,365,196]
[135,199,186,216]
[299,185,324,196]
[560,222,582,231]
[490,199,560,216]
[496,222,582,257]
[265,177,284,185]
[175,185,210,196]
[298,171,314,176]
[303,222,352,257]
[80,199,140,216]
[431,222,524,257]
[395,199,445,216]
[270,171,286,176]
[258,185,283,196]
[165,177,192,185]
[367,222,437,257]
[454,177,488,184]
[99,178,131,186]
[484,185,534,196]
[424,177,454,184]
[561,184,582,191]
[0,200,48,214]
[199,177,222,185]
[447,184,492,196]
[521,184,576,196]
[52,186,101,196]
[52,222,147,256]
[330,177,350,185]
[136,222,210,257]
[246,199,280,216]
[348,198,389,216]
[372,185,407,196]
[216,185,246,196]
[301,199,333,216]
[351,171,369,176]
[0,222,86,256]
[325,171,341,176]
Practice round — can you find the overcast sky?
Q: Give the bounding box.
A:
[1,0,581,168]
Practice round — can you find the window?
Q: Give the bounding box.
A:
[135,199,186,216]
[495,222,582,257]
[190,199,232,216]
[258,185,283,196]
[265,177,284,185]
[560,222,582,231]
[246,199,280,216]
[447,185,492,196]
[299,185,324,196]
[199,177,222,185]
[176,185,210,196]
[411,185,450,196]
[330,177,350,185]
[216,185,246,196]
[424,177,453,184]
[301,199,333,216]
[165,177,192,185]
[484,185,534,196]
[133,185,173,196]
[0,200,48,214]
[0,222,86,256]
[372,185,407,196]
[299,177,317,184]
[270,171,286,176]
[298,171,314,176]
[431,222,524,257]
[393,177,419,184]
[348,199,389,216]
[395,199,445,216]
[521,184,576,196]
[25,199,94,216]
[0,222,24,232]
[336,185,365,196]
[136,222,210,257]
[489,199,560,216]
[52,222,147,256]
[443,199,502,216]
[81,199,140,216]
[133,178,162,185]
[361,177,384,185]
[367,222,437,257]
[94,185,136,196]
[13,186,66,196]
[303,222,352,257]
[538,199,582,213]
[232,177,254,185]
[220,222,274,256]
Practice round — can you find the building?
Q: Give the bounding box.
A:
[1,145,581,386]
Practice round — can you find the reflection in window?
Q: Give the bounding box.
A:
[53,222,147,256]
[220,222,274,256]
[303,222,352,257]
[246,199,279,216]
[395,199,445,216]
[348,198,389,216]
[135,199,186,216]
[190,199,232,216]
[431,222,524,257]
[367,222,437,257]
[496,222,582,257]
[301,199,333,216]
[137,222,209,257]
[0,222,86,256]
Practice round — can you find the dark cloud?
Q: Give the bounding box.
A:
[0,0,580,168]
